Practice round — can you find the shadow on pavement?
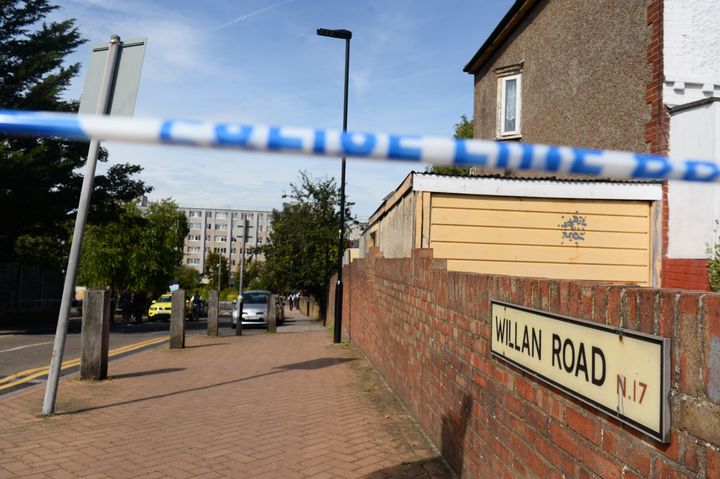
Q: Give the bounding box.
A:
[276,357,356,370]
[56,357,356,416]
[364,457,451,478]
[184,342,230,349]
[109,368,185,379]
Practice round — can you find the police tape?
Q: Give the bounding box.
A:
[1,109,719,182]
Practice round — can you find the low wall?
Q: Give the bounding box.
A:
[342,248,720,478]
[298,296,320,320]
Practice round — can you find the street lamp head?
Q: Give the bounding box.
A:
[317,28,352,40]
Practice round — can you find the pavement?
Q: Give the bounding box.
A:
[0,308,452,478]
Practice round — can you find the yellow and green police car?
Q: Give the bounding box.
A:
[148,293,173,320]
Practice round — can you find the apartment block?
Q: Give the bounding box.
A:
[180,206,273,274]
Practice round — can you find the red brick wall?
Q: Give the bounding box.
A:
[663,258,711,291]
[341,248,720,478]
[645,0,668,156]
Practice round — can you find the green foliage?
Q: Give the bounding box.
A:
[261,171,353,314]
[708,221,720,291]
[453,114,474,140]
[174,265,201,291]
[231,256,269,292]
[426,114,474,176]
[205,251,230,291]
[0,0,151,267]
[245,259,271,291]
[136,201,189,292]
[78,199,188,294]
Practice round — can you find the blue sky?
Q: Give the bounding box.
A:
[54,0,514,219]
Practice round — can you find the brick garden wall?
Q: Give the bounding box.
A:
[338,248,720,478]
[663,258,711,291]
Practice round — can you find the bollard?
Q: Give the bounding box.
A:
[235,295,243,336]
[207,290,219,336]
[170,289,186,349]
[80,288,110,380]
[267,294,277,333]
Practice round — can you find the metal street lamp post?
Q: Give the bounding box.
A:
[316,27,351,345]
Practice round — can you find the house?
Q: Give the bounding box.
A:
[460,0,719,289]
[361,172,662,286]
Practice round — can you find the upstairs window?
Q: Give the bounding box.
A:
[499,73,521,137]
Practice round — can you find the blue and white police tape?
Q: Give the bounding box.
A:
[2,109,719,182]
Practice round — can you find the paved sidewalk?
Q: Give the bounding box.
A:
[0,310,451,478]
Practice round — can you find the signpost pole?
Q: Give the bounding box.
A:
[43,35,122,415]
[235,219,248,336]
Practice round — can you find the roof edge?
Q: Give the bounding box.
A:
[367,172,416,226]
[463,0,539,74]
[413,175,663,201]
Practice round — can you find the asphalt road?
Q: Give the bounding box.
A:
[0,312,269,396]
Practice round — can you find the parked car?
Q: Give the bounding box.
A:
[148,293,207,320]
[148,294,173,320]
[70,299,83,318]
[231,290,273,328]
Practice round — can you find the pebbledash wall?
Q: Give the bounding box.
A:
[332,248,720,478]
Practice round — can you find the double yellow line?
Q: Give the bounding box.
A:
[0,336,168,391]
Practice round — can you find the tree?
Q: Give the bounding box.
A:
[244,259,270,291]
[453,113,474,139]
[78,199,189,294]
[133,200,189,293]
[174,265,201,292]
[0,0,151,268]
[261,171,353,319]
[204,251,229,291]
[77,203,141,290]
[426,114,474,176]
[231,255,269,292]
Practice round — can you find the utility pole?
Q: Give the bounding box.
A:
[236,219,248,336]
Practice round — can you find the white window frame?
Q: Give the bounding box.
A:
[499,73,522,137]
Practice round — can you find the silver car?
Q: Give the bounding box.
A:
[231,290,270,328]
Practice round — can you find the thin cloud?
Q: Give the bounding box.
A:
[213,0,295,31]
[406,11,465,27]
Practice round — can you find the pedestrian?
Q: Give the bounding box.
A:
[191,291,202,321]
[287,292,294,311]
[131,290,145,324]
[120,290,132,323]
[138,290,146,323]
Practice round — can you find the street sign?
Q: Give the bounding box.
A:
[491,301,671,442]
[79,37,147,116]
[44,35,147,416]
